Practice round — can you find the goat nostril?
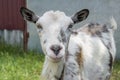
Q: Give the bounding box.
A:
[50,45,62,56]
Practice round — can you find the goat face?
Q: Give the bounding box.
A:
[20,7,89,62]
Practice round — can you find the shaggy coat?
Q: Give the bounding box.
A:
[20,7,117,80]
[63,20,117,80]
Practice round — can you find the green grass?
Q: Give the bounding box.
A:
[111,61,120,80]
[0,42,44,80]
[0,42,120,80]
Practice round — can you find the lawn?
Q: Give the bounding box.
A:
[0,42,44,80]
[111,60,120,80]
[0,42,120,80]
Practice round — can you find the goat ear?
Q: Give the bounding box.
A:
[72,9,89,24]
[20,7,39,23]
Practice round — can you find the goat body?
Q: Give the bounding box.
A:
[63,18,117,80]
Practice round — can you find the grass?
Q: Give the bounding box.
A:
[0,42,120,80]
[0,42,44,80]
[111,61,120,80]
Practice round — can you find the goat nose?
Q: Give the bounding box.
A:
[50,45,62,56]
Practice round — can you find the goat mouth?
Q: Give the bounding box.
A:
[48,56,63,63]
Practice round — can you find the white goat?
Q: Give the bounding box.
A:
[20,7,117,80]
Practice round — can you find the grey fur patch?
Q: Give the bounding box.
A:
[65,51,74,61]
[54,75,59,80]
[100,40,113,72]
[71,31,78,35]
[60,29,66,42]
[75,47,83,68]
[107,42,113,71]
[88,23,95,28]
[79,23,109,37]
[43,40,47,44]
[109,51,113,71]
[57,36,62,42]
[102,25,109,32]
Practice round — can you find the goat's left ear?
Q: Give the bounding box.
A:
[72,9,89,24]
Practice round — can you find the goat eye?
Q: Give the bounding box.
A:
[68,24,73,29]
[67,24,73,32]
[37,24,43,29]
[37,24,43,32]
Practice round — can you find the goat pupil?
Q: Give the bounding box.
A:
[68,24,73,28]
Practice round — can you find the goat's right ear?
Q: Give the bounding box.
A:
[20,7,39,23]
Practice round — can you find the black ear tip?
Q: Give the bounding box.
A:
[82,9,89,14]
[20,7,25,17]
[20,7,32,16]
[20,7,25,9]
[20,7,25,13]
[20,7,26,12]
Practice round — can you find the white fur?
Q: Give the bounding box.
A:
[63,18,117,80]
[21,8,117,80]
[64,33,111,80]
[35,11,116,80]
[41,57,64,80]
[36,11,73,80]
[110,16,117,30]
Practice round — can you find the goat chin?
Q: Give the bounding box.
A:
[40,57,64,80]
[47,56,64,63]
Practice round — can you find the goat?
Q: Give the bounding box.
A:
[20,7,117,80]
